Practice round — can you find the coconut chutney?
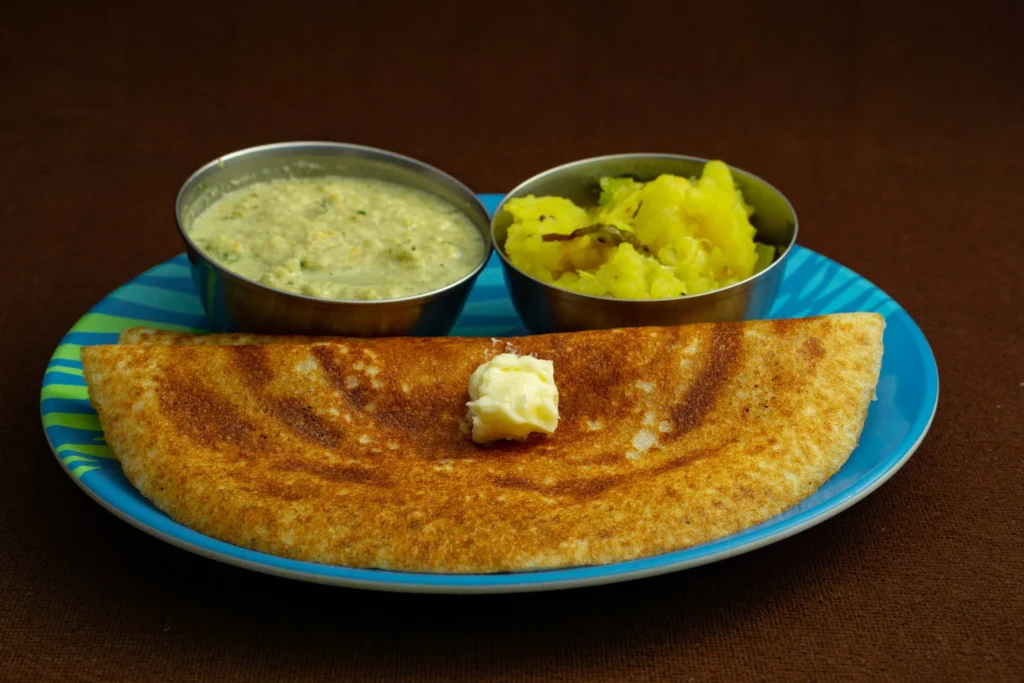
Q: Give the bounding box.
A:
[187,177,487,301]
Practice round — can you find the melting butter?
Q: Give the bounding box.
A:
[466,353,559,444]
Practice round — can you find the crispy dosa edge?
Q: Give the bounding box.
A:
[88,314,884,572]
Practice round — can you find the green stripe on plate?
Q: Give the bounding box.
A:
[52,344,82,362]
[71,465,100,478]
[70,312,202,334]
[42,412,101,431]
[56,443,114,459]
[61,455,97,466]
[41,384,90,401]
[45,366,84,377]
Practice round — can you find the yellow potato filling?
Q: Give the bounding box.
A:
[504,161,776,299]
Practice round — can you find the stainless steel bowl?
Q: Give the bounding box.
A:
[175,141,492,336]
[491,154,798,334]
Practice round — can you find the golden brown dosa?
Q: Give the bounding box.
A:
[117,327,326,345]
[84,313,884,573]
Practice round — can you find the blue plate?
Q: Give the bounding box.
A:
[40,194,938,593]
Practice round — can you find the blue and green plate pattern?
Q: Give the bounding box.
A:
[40,194,938,593]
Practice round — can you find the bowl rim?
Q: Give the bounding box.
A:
[174,140,493,307]
[490,152,799,304]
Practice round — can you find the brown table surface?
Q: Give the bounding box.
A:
[3,1,1022,680]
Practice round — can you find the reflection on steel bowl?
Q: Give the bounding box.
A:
[491,154,798,334]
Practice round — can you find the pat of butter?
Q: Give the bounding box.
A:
[466,353,559,444]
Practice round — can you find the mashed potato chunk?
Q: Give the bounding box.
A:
[503,161,776,299]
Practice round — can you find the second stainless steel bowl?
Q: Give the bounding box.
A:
[491,154,798,334]
[175,141,492,337]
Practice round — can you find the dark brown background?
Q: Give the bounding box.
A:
[2,1,1022,681]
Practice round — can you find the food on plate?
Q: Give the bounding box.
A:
[466,352,559,444]
[186,176,487,301]
[123,329,565,446]
[117,327,325,346]
[503,160,777,299]
[82,313,883,573]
